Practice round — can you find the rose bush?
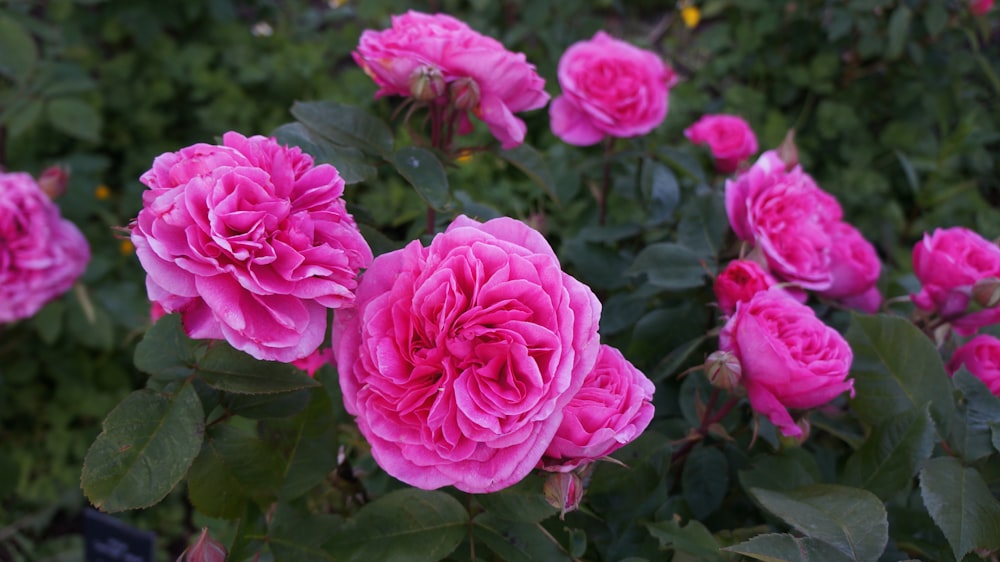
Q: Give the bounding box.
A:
[684,114,758,173]
[130,131,372,362]
[540,344,655,472]
[718,290,855,436]
[331,215,603,493]
[0,171,90,324]
[549,31,677,146]
[947,334,1000,395]
[353,10,549,149]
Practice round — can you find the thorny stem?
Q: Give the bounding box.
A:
[671,395,741,465]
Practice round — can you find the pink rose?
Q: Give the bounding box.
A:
[719,291,854,437]
[540,345,655,472]
[912,227,1000,333]
[947,334,1000,396]
[725,150,844,291]
[684,114,758,174]
[714,259,783,316]
[353,11,549,149]
[818,222,882,304]
[972,0,994,15]
[131,132,373,363]
[292,347,334,378]
[549,31,677,146]
[331,215,601,493]
[0,171,90,323]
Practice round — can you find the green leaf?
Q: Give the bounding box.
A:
[5,99,43,137]
[895,150,919,193]
[223,389,311,420]
[268,504,343,562]
[948,369,1000,462]
[32,300,65,345]
[46,98,101,142]
[724,533,855,562]
[640,159,679,224]
[272,122,377,184]
[749,484,888,561]
[186,424,286,519]
[392,147,450,211]
[682,446,729,519]
[290,100,394,158]
[270,387,339,501]
[919,456,1000,560]
[841,405,935,500]
[676,190,727,260]
[472,513,571,562]
[82,384,204,512]
[886,6,912,60]
[924,2,947,35]
[134,314,196,380]
[474,474,557,523]
[644,519,725,561]
[630,242,708,290]
[846,313,955,434]
[993,421,1000,454]
[0,15,37,83]
[327,489,467,561]
[500,144,558,204]
[739,449,821,493]
[196,343,320,394]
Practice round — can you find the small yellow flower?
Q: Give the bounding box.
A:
[119,240,135,255]
[95,185,111,200]
[455,150,474,164]
[681,5,701,29]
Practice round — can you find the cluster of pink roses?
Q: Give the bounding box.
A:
[1,171,90,324]
[685,114,758,174]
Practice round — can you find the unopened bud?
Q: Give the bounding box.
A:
[705,351,742,391]
[450,77,480,112]
[778,418,811,448]
[408,65,446,102]
[179,528,226,562]
[37,165,69,199]
[972,277,1000,309]
[543,471,583,520]
[777,129,799,170]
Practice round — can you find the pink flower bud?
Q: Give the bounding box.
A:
[543,471,583,519]
[180,528,227,562]
[450,77,480,112]
[705,350,742,391]
[408,65,446,102]
[972,277,1000,309]
[37,165,70,199]
[778,418,811,448]
[776,129,799,170]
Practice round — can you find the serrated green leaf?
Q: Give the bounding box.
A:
[134,314,196,380]
[47,98,101,142]
[272,122,378,184]
[749,484,888,561]
[841,405,935,500]
[5,99,43,138]
[677,190,727,260]
[886,6,912,60]
[948,369,1000,462]
[270,388,339,501]
[82,384,204,512]
[0,15,37,83]
[846,313,955,434]
[472,513,571,562]
[196,344,320,394]
[640,159,679,224]
[268,504,342,562]
[327,489,467,562]
[919,456,1000,560]
[630,242,708,290]
[724,533,855,562]
[739,449,821,493]
[474,474,557,523]
[644,519,725,561]
[392,147,450,211]
[290,100,393,158]
[682,446,729,519]
[500,144,558,204]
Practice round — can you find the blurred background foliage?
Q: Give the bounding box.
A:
[0,0,997,558]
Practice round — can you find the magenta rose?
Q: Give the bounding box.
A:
[725,150,844,291]
[353,11,549,149]
[331,215,601,493]
[0,171,90,324]
[539,344,655,472]
[714,259,783,316]
[947,334,1000,396]
[549,31,677,146]
[684,114,758,174]
[817,221,882,308]
[131,132,373,363]
[971,0,994,15]
[719,290,854,437]
[911,227,1000,334]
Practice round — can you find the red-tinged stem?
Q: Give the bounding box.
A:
[671,396,741,465]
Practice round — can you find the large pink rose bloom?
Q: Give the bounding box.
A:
[912,227,1000,334]
[684,114,758,174]
[947,334,1000,396]
[550,31,677,146]
[131,132,373,362]
[353,11,549,149]
[817,222,882,311]
[0,172,90,323]
[332,215,601,493]
[725,150,844,291]
[540,344,655,472]
[714,259,786,317]
[720,290,854,437]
